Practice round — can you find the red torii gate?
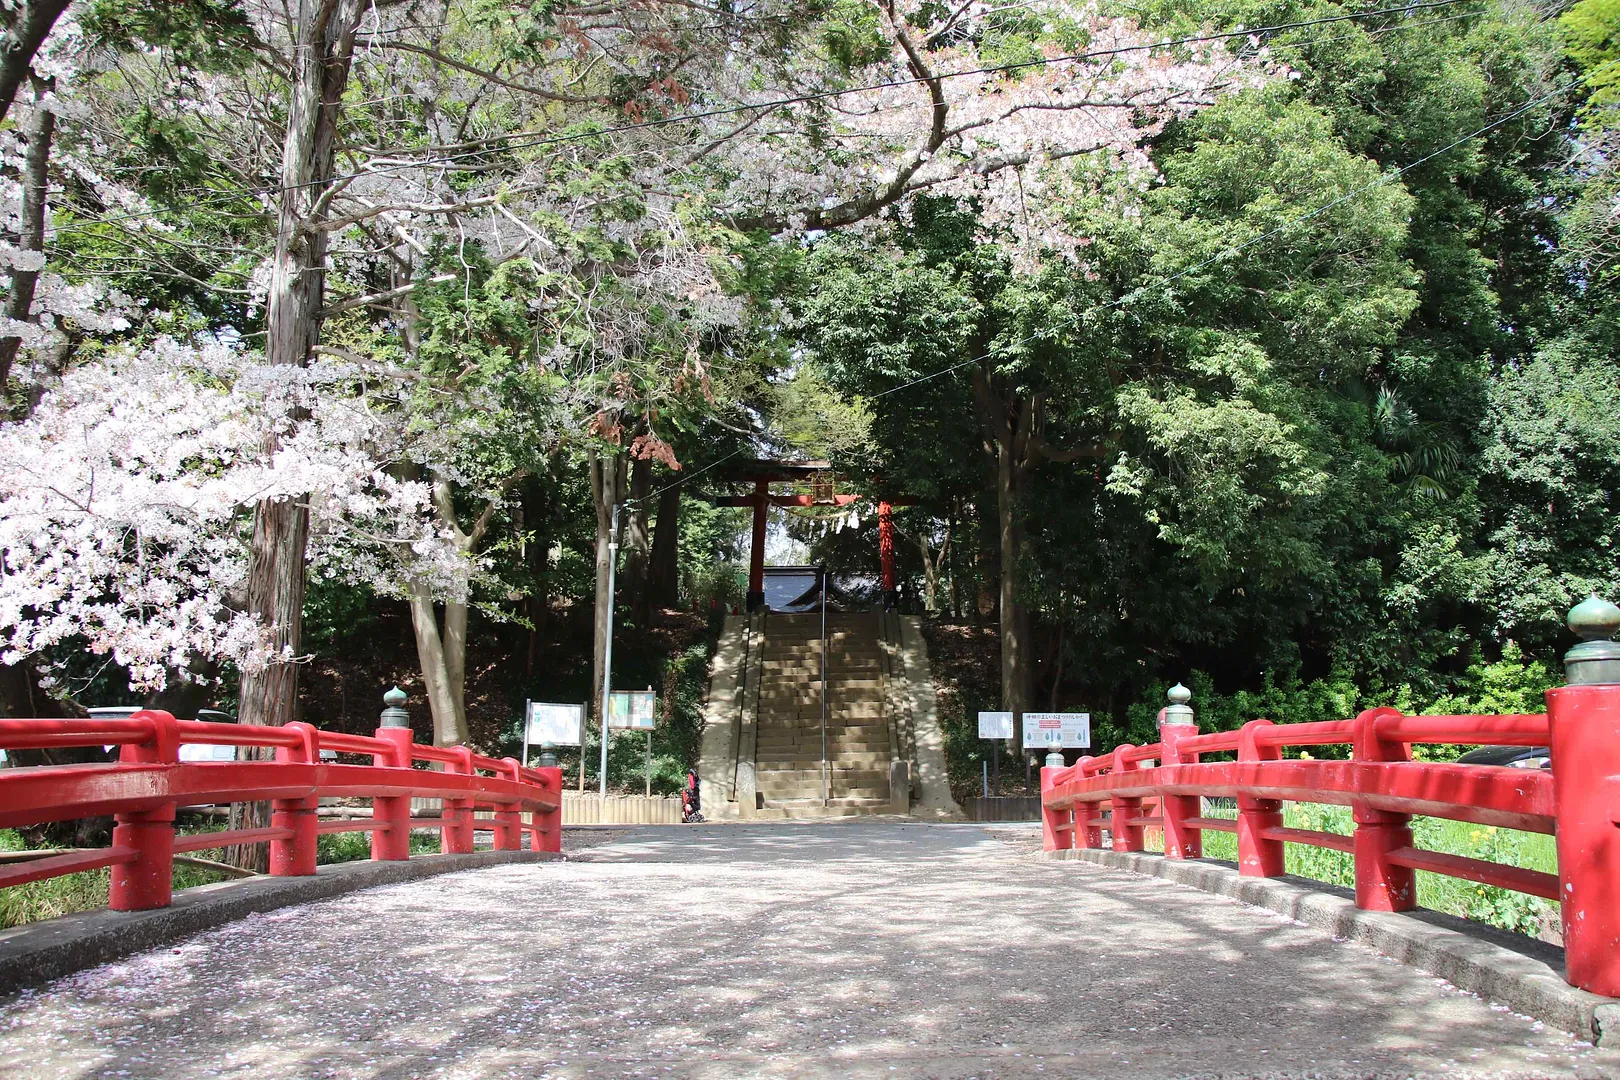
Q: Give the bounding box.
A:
[710,461,910,611]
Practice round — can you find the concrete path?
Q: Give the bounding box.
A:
[1,822,1616,1079]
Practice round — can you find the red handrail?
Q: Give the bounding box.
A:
[1040,692,1620,999]
[0,711,563,912]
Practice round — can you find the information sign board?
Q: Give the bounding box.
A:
[1021,712,1091,749]
[526,702,584,746]
[608,690,658,731]
[978,711,1013,740]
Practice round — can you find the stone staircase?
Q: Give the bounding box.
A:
[754,614,893,809]
[697,608,961,820]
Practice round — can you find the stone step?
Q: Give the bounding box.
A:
[757,709,886,722]
[757,723,889,738]
[757,686,882,703]
[758,750,890,764]
[759,702,887,718]
[756,726,890,739]
[758,766,889,783]
[756,726,886,740]
[754,757,894,773]
[757,732,890,744]
[767,793,894,803]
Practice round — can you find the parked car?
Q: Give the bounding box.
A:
[1456,744,1550,769]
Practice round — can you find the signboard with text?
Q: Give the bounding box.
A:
[526,702,584,747]
[978,711,1013,740]
[608,690,658,731]
[1020,712,1091,750]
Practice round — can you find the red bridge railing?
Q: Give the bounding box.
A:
[1041,649,1620,996]
[0,707,563,911]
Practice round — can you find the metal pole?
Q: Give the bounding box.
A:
[981,757,988,799]
[646,730,652,798]
[598,501,619,799]
[993,739,1000,796]
[521,699,531,770]
[820,564,828,805]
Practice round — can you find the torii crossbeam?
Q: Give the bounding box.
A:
[708,461,912,611]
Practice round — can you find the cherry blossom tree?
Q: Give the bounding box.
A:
[0,0,1269,744]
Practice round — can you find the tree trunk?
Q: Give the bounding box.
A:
[522,477,551,676]
[588,448,625,732]
[995,440,1031,745]
[647,484,681,611]
[226,499,310,869]
[409,586,469,746]
[0,74,52,399]
[444,601,467,724]
[0,1,69,130]
[914,521,950,616]
[1048,619,1066,711]
[946,501,962,620]
[623,457,652,619]
[230,0,363,872]
[238,0,362,729]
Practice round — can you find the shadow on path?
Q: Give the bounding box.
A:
[0,822,1613,1080]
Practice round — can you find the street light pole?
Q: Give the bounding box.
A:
[598,500,620,799]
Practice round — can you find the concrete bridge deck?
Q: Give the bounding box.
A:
[1,822,1615,1079]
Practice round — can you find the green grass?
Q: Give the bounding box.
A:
[1150,802,1558,938]
[0,824,443,929]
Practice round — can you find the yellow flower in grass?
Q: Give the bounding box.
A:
[1299,751,1313,760]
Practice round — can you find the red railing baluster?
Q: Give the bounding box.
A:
[1547,595,1620,997]
[1109,745,1144,853]
[532,765,563,853]
[1075,755,1104,848]
[1158,686,1201,860]
[372,699,415,861]
[270,721,320,877]
[1351,706,1416,911]
[1235,719,1284,877]
[109,710,179,911]
[494,758,524,851]
[443,747,477,854]
[1040,762,1074,852]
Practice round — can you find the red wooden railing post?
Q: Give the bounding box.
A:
[1351,706,1415,911]
[270,721,320,876]
[1547,596,1620,996]
[1074,756,1104,848]
[1158,684,1202,859]
[1236,719,1284,877]
[443,747,477,854]
[1110,745,1144,852]
[494,758,524,851]
[372,687,414,861]
[532,765,563,853]
[110,710,180,911]
[1040,763,1073,851]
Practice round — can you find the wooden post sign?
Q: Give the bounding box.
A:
[607,690,658,730]
[522,701,584,769]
